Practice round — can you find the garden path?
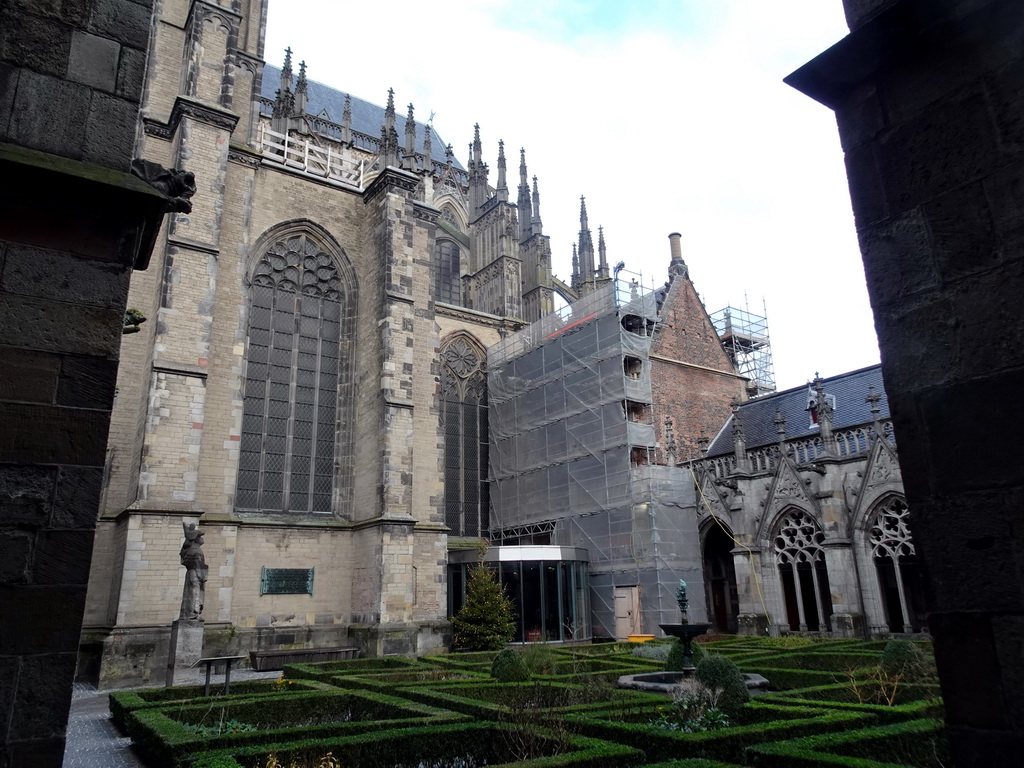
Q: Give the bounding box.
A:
[62,670,280,768]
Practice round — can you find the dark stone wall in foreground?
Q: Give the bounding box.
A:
[0,1,161,765]
[789,1,1024,764]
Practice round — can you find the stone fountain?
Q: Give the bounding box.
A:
[658,579,711,673]
[618,580,769,693]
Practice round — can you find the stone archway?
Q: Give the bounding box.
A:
[702,524,739,633]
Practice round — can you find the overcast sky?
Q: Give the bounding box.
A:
[264,1,878,392]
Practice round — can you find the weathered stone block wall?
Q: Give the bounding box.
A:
[0,0,162,762]
[790,0,1024,762]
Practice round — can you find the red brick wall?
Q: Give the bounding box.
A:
[651,278,744,461]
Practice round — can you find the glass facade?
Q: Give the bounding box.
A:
[448,546,591,643]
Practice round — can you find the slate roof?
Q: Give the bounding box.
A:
[706,364,889,457]
[261,64,463,169]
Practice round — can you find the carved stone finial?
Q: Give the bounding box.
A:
[773,408,787,444]
[866,385,882,416]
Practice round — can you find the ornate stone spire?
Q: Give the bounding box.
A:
[773,408,787,446]
[598,226,609,279]
[402,103,417,170]
[422,120,432,174]
[341,93,352,144]
[379,88,399,167]
[294,60,308,115]
[571,243,580,291]
[280,47,293,90]
[496,139,508,202]
[468,124,489,214]
[814,375,836,455]
[531,176,542,235]
[733,402,750,472]
[866,384,884,439]
[517,148,532,240]
[578,196,595,288]
[273,48,295,120]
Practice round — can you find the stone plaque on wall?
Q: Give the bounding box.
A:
[260,567,314,595]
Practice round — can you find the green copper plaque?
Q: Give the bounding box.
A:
[260,567,314,595]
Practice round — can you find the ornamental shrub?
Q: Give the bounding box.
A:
[694,654,749,714]
[452,565,515,651]
[520,644,558,676]
[491,649,531,682]
[880,639,929,682]
[665,639,706,671]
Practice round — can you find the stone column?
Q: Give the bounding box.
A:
[788,1,1024,761]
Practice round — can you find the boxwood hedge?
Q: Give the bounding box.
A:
[746,717,948,767]
[189,722,645,768]
[124,689,464,767]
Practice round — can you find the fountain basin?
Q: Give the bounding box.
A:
[617,670,771,694]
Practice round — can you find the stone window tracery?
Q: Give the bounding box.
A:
[236,234,348,514]
[435,239,462,306]
[773,509,833,632]
[440,336,488,537]
[869,498,924,632]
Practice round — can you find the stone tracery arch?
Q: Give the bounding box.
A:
[862,496,924,633]
[772,507,833,632]
[235,223,356,517]
[439,332,488,537]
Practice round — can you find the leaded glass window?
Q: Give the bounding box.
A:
[441,336,488,536]
[435,239,461,306]
[236,235,343,514]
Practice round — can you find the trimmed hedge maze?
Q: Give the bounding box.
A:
[110,637,948,767]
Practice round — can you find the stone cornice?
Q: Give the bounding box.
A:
[435,302,525,332]
[228,144,262,168]
[170,96,240,134]
[413,200,440,223]
[142,116,172,140]
[363,166,418,204]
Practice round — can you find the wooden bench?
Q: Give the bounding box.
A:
[248,646,360,671]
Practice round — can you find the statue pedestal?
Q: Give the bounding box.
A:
[165,618,204,687]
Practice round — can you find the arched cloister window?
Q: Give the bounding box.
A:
[869,498,926,633]
[440,335,488,537]
[774,509,833,632]
[235,231,354,515]
[435,239,462,306]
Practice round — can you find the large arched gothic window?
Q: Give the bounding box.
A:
[236,232,353,514]
[774,509,833,632]
[870,498,925,632]
[440,335,488,536]
[435,239,462,306]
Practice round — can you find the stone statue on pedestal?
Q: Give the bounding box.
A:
[179,523,208,620]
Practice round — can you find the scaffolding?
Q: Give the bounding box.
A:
[488,275,707,640]
[710,302,776,396]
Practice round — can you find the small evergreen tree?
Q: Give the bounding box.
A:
[452,564,516,650]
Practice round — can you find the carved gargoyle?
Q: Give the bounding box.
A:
[131,159,197,213]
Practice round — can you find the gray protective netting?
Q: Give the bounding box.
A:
[487,278,707,639]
